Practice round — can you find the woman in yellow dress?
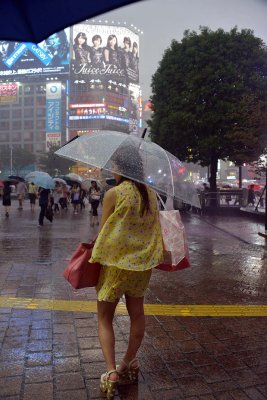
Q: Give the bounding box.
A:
[90,145,164,399]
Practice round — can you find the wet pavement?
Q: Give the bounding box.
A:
[0,201,267,399]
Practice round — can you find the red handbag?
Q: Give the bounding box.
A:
[63,241,101,289]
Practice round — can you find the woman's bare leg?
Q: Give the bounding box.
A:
[117,295,145,370]
[97,299,119,380]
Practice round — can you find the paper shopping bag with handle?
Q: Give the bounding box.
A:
[156,209,190,271]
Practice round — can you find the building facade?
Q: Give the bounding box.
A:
[0,23,142,161]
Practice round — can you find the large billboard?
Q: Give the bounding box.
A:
[71,24,139,85]
[0,29,70,77]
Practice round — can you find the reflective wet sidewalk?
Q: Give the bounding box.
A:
[0,203,266,399]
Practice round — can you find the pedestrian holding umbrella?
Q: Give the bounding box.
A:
[25,171,55,190]
[56,131,198,399]
[8,175,25,182]
[53,177,67,185]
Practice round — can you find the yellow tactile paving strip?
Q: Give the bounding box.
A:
[0,296,267,316]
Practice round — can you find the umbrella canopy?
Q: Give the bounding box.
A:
[0,0,140,43]
[25,171,55,189]
[53,177,67,185]
[8,175,25,182]
[55,131,200,208]
[247,183,262,191]
[65,173,83,182]
[63,173,83,184]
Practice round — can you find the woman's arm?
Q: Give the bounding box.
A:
[104,48,109,63]
[99,187,116,231]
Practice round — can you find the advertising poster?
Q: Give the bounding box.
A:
[128,83,141,135]
[71,24,139,85]
[0,29,70,78]
[0,82,18,104]
[46,82,62,151]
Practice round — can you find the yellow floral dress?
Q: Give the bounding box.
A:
[90,180,163,271]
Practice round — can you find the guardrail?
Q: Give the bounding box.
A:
[173,188,265,211]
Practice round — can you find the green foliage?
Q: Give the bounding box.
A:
[0,147,36,175]
[149,27,267,190]
[39,145,75,176]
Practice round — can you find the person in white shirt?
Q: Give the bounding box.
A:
[16,181,27,210]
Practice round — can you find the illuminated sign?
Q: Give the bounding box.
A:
[70,107,106,117]
[128,83,141,135]
[46,82,62,151]
[0,29,70,77]
[70,103,105,108]
[71,24,139,85]
[0,82,18,104]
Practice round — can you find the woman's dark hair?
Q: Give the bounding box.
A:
[132,41,139,57]
[112,144,150,216]
[107,34,118,50]
[91,180,100,191]
[92,34,102,44]
[123,36,131,47]
[4,181,10,189]
[74,32,88,47]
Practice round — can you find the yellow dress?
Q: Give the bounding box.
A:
[90,180,163,271]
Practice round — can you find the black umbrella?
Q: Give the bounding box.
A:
[0,0,140,43]
[8,175,25,182]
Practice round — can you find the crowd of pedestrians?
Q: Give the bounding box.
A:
[0,178,105,227]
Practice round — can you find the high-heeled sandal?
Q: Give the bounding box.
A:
[100,370,119,399]
[116,358,139,383]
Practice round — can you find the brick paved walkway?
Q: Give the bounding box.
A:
[0,202,266,399]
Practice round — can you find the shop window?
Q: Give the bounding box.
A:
[12,120,22,129]
[36,119,45,129]
[24,97,34,106]
[24,108,34,117]
[24,120,34,129]
[36,108,45,117]
[12,109,21,118]
[0,110,10,118]
[24,85,34,94]
[0,121,9,130]
[24,132,33,141]
[12,132,21,141]
[36,96,45,106]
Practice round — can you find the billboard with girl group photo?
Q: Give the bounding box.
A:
[71,23,139,85]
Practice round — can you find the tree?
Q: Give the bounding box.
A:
[148,27,267,201]
[0,147,36,175]
[38,145,75,176]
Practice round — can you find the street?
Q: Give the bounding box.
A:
[0,201,267,399]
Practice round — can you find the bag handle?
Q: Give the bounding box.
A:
[156,193,167,211]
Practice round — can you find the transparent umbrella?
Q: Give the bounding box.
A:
[55,131,200,208]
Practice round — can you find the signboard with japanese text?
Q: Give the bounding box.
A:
[0,29,70,78]
[0,82,18,104]
[46,82,62,151]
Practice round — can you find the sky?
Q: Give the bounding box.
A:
[93,0,267,100]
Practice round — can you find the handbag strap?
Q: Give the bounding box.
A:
[156,193,167,211]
